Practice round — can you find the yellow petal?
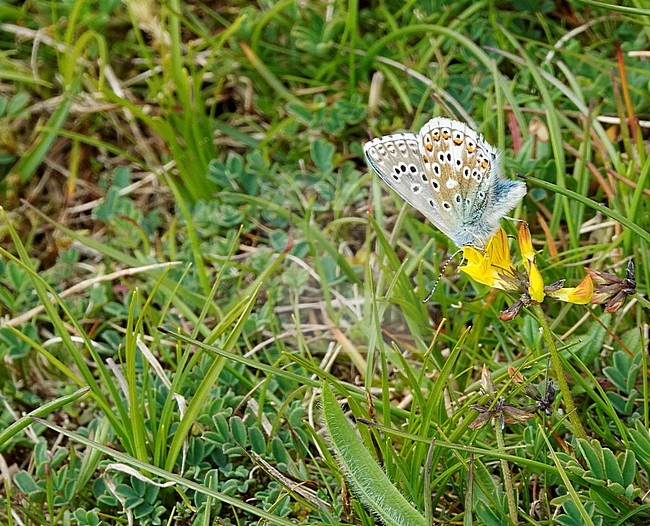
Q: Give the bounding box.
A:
[549,275,594,304]
[518,222,535,267]
[460,257,495,287]
[461,246,485,266]
[528,262,545,302]
[488,228,511,270]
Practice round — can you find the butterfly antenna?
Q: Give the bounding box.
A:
[423,248,464,303]
[504,216,527,225]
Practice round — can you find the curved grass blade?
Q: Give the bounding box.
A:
[520,175,650,244]
[0,387,90,448]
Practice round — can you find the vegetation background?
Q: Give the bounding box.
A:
[0,0,648,525]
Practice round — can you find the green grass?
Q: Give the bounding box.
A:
[1,1,649,525]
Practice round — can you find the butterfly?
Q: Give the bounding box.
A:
[364,117,526,248]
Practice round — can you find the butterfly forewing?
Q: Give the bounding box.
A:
[364,133,447,233]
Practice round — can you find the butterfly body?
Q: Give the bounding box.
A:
[364,117,526,247]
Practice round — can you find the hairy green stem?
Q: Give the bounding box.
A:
[494,418,518,524]
[531,303,587,440]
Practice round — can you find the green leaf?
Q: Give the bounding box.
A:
[248,426,266,454]
[13,471,42,496]
[270,437,288,465]
[602,448,623,485]
[310,139,335,173]
[213,414,229,441]
[576,439,604,480]
[230,417,247,446]
[321,383,426,526]
[629,422,650,464]
[589,488,619,519]
[620,450,636,486]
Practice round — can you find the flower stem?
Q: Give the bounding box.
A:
[494,417,518,524]
[531,303,587,440]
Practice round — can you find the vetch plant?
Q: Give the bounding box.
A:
[459,222,593,439]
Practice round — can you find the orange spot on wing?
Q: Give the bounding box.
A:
[426,144,433,152]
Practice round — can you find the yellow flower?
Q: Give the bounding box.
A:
[460,229,519,291]
[528,262,545,303]
[459,222,594,320]
[547,275,594,305]
[518,220,536,266]
[516,222,545,302]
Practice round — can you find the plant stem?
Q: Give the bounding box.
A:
[531,303,587,440]
[494,417,518,525]
[634,293,650,311]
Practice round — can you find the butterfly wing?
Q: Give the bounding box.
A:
[364,133,448,234]
[418,117,525,247]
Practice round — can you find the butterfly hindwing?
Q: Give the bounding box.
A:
[417,117,524,246]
